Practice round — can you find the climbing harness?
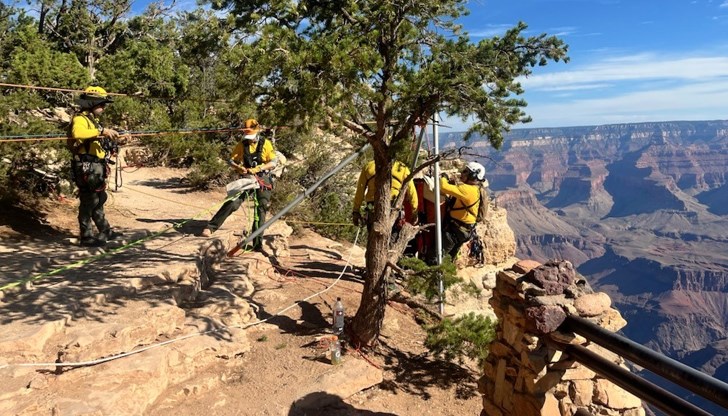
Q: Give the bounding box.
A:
[469,231,485,266]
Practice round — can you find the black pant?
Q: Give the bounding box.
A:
[73,158,110,239]
[442,220,472,259]
[208,175,272,248]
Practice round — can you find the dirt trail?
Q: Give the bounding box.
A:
[0,167,483,416]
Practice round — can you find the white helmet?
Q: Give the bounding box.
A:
[465,161,486,182]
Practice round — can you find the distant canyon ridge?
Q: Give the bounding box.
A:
[443,120,728,386]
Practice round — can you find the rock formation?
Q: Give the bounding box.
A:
[444,120,728,401]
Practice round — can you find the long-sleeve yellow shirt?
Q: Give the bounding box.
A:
[353,160,418,214]
[440,178,480,225]
[70,112,106,159]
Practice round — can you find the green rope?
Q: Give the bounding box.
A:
[0,191,244,292]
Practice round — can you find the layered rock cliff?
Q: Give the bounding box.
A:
[443,120,728,388]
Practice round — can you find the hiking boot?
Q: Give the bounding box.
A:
[80,236,104,247]
[99,229,122,242]
[201,228,212,237]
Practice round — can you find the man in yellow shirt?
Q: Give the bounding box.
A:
[352,160,418,231]
[440,161,486,258]
[68,86,120,247]
[202,119,278,251]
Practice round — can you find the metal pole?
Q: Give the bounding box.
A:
[433,115,444,315]
[552,340,712,416]
[114,151,121,192]
[228,143,371,256]
[562,315,728,411]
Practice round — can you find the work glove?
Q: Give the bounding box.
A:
[101,127,119,140]
[352,211,362,227]
[228,159,247,175]
[441,172,456,183]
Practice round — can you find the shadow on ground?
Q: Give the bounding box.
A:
[377,339,480,401]
[0,205,69,239]
[288,392,398,416]
[131,178,196,194]
[135,218,208,235]
[248,299,329,335]
[0,233,193,325]
[286,259,362,284]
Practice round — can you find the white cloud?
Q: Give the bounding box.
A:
[525,79,728,127]
[537,83,612,92]
[442,64,728,130]
[520,53,728,91]
[467,24,514,38]
[548,26,577,37]
[720,1,728,8]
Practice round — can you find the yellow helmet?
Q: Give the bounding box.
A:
[84,86,109,97]
[78,86,114,109]
[242,118,261,140]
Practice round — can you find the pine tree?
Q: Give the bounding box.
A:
[210,0,569,346]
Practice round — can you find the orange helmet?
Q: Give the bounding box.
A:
[242,118,260,140]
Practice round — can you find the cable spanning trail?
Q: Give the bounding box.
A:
[0,228,361,370]
[0,82,231,103]
[0,82,128,96]
[0,190,245,292]
[0,126,247,143]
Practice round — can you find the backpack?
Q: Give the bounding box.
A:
[65,120,78,154]
[476,186,490,222]
[271,150,287,178]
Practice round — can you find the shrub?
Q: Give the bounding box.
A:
[398,256,460,301]
[425,312,497,365]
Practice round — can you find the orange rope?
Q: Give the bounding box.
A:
[0,82,128,96]
[0,127,247,143]
[355,346,383,369]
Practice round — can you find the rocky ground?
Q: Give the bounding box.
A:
[0,166,501,416]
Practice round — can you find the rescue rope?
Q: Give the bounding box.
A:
[0,82,231,103]
[0,82,128,96]
[0,190,245,292]
[0,227,361,370]
[117,183,351,227]
[0,126,247,143]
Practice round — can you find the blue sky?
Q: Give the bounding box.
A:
[450,0,728,129]
[27,0,728,130]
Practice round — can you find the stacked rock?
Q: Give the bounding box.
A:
[479,260,645,416]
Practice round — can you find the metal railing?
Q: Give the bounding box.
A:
[552,315,728,416]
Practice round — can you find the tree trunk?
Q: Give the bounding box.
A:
[87,35,96,80]
[38,4,47,35]
[351,151,393,346]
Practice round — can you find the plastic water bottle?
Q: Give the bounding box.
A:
[333,297,345,334]
[330,337,342,365]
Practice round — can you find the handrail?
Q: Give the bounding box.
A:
[549,340,711,416]
[559,315,728,412]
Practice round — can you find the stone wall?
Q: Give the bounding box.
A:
[479,260,645,416]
